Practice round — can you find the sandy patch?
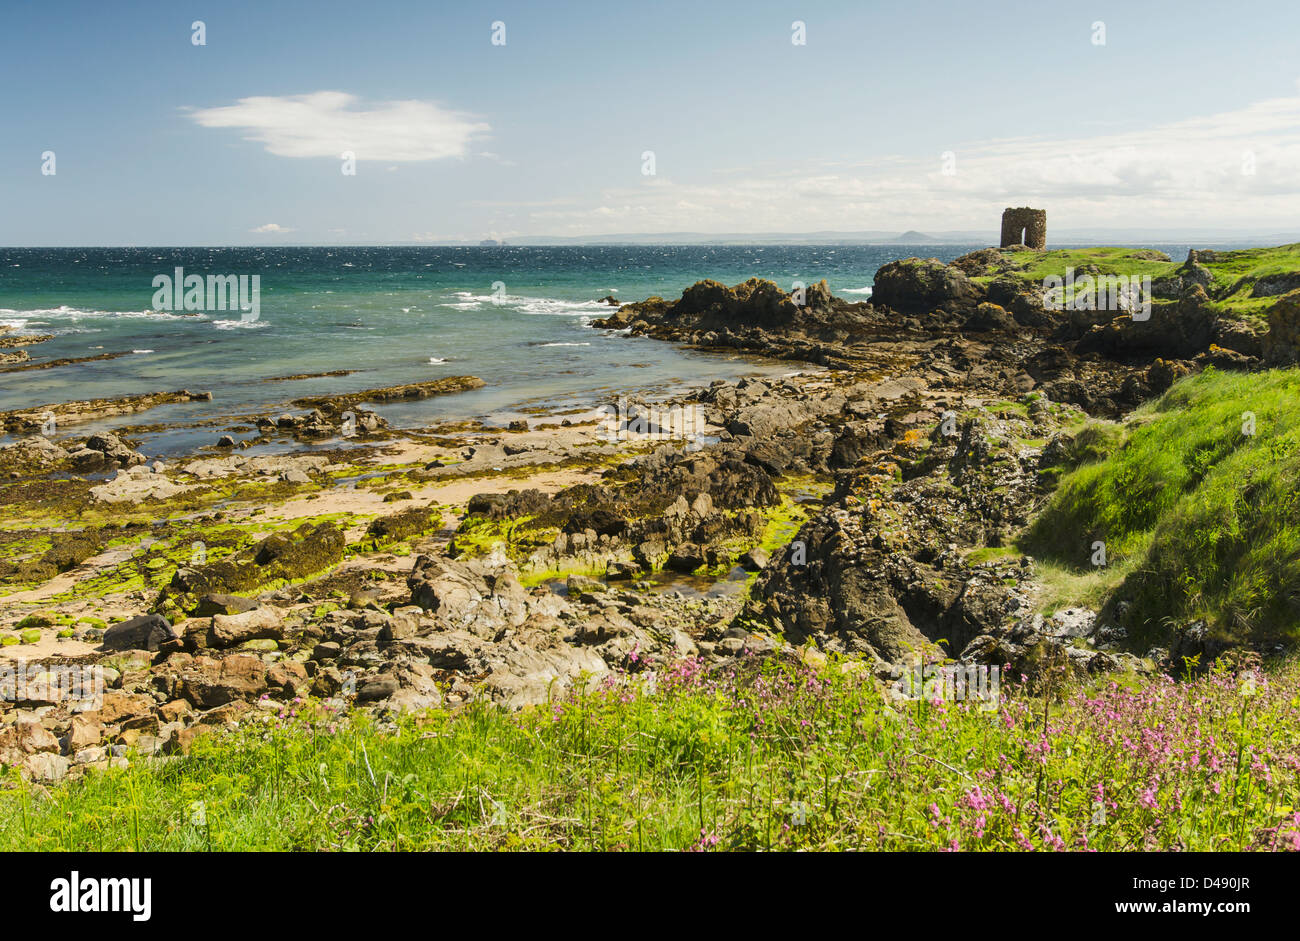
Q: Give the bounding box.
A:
[0,635,97,662]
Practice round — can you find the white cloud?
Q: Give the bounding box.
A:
[250,222,293,233]
[190,91,489,161]
[526,89,1300,234]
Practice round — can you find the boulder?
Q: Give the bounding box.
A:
[963,302,1017,333]
[1264,289,1300,365]
[83,432,147,468]
[194,593,259,617]
[94,691,156,724]
[176,655,268,709]
[870,257,983,315]
[17,720,59,754]
[102,613,176,652]
[24,752,70,783]
[208,606,284,648]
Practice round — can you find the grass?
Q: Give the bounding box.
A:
[1025,366,1300,647]
[974,242,1300,322]
[984,247,1181,286]
[3,651,1298,851]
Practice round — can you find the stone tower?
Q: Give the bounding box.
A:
[1000,207,1046,249]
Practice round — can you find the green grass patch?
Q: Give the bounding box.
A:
[3,653,1297,851]
[1024,366,1300,647]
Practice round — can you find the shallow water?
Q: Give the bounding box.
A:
[0,243,1198,456]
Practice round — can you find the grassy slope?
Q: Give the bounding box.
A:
[3,653,1297,851]
[976,242,1300,322]
[1027,367,1300,648]
[990,246,1181,284]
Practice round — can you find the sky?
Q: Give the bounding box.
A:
[3,0,1300,244]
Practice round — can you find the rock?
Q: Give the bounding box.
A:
[157,699,192,723]
[605,560,640,580]
[69,447,108,471]
[83,432,147,468]
[198,701,251,727]
[1252,271,1300,298]
[1264,289,1300,365]
[381,688,442,713]
[166,725,211,756]
[267,661,310,697]
[63,716,105,753]
[176,655,268,709]
[1169,620,1225,669]
[740,546,770,571]
[24,752,70,783]
[356,675,400,702]
[479,645,610,709]
[157,521,345,617]
[95,691,155,723]
[311,641,341,661]
[367,506,440,545]
[292,376,485,410]
[89,470,196,504]
[666,543,707,573]
[565,574,606,595]
[632,540,668,570]
[379,606,425,642]
[17,720,59,754]
[216,435,236,448]
[208,607,284,648]
[407,554,530,637]
[871,257,983,315]
[193,593,259,617]
[964,302,1017,333]
[829,426,873,469]
[102,613,176,652]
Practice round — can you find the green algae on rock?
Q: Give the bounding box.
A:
[154,521,346,617]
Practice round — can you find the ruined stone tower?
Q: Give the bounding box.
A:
[1000,207,1046,249]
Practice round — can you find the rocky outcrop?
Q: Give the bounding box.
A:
[452,439,785,581]
[0,390,212,434]
[0,530,102,585]
[253,406,386,441]
[869,258,984,315]
[89,463,198,503]
[598,278,835,333]
[745,403,1149,682]
[66,433,148,472]
[292,376,484,410]
[1263,289,1300,365]
[1152,251,1215,299]
[155,522,346,617]
[102,614,177,652]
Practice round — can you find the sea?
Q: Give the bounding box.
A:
[0,244,1201,456]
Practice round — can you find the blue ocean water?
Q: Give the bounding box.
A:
[0,244,1198,454]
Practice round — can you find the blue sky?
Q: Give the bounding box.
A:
[3,0,1300,244]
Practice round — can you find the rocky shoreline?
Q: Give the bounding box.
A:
[3,244,1296,784]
